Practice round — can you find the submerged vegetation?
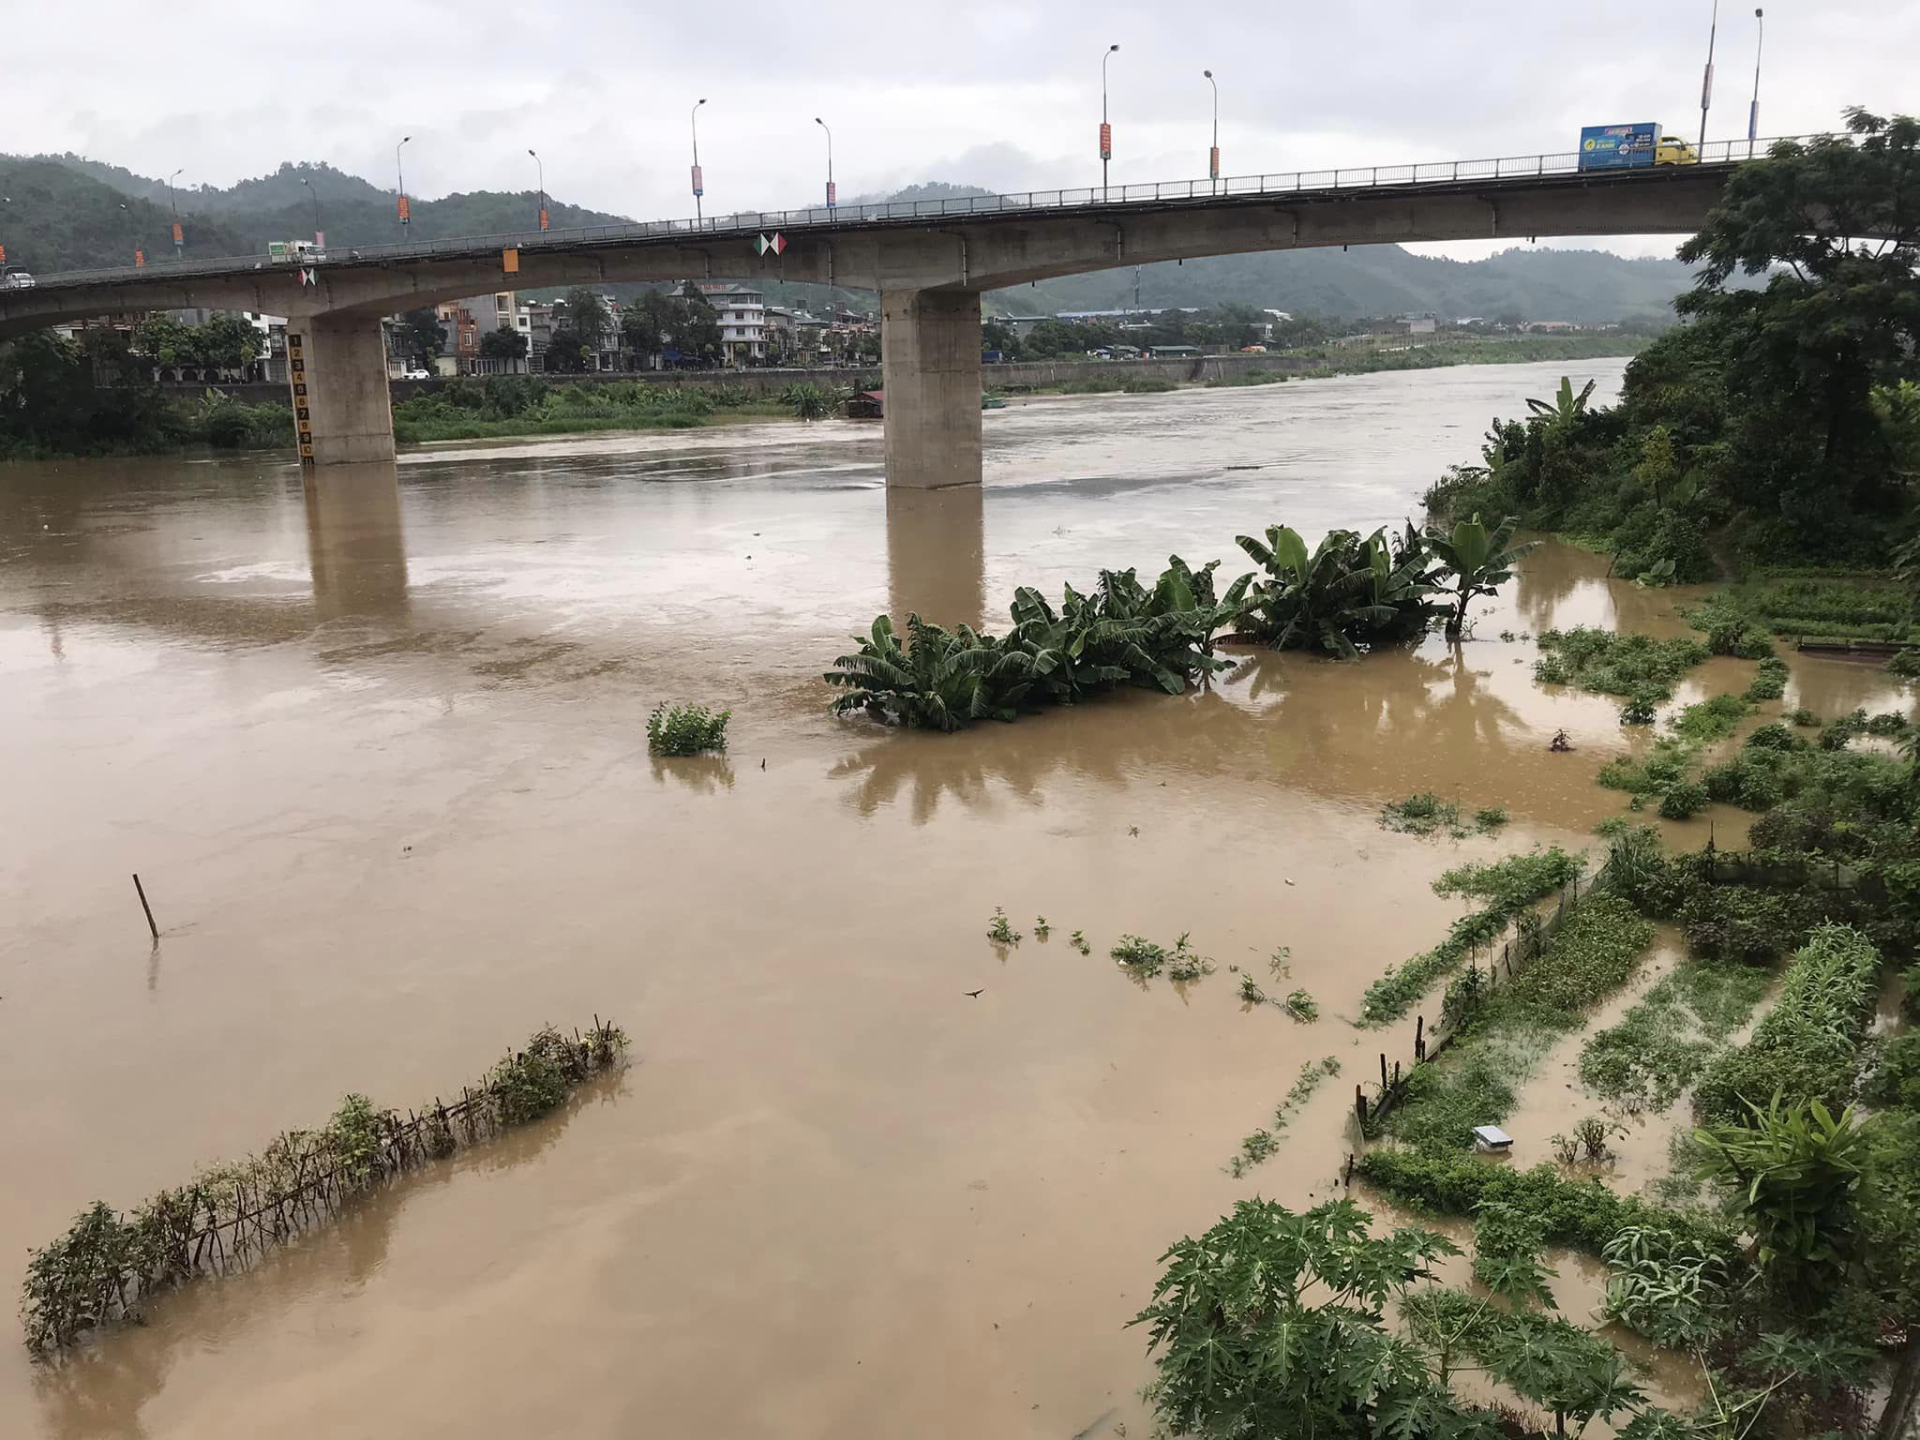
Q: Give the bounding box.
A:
[646,702,731,756]
[1359,847,1583,1025]
[825,516,1544,732]
[20,1019,627,1356]
[1226,1056,1341,1177]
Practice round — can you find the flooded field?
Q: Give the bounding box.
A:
[1,361,1908,1438]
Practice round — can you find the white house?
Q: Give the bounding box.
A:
[699,284,766,363]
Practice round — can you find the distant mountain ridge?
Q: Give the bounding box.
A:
[2,154,1703,322]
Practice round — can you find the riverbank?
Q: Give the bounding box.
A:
[0,333,1647,460]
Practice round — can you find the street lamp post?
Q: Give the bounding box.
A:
[814,117,836,210]
[529,148,547,230]
[1203,70,1220,192]
[396,136,412,231]
[168,168,184,254]
[1698,0,1720,152]
[690,99,708,225]
[1100,43,1119,200]
[300,177,323,246]
[1748,7,1765,158]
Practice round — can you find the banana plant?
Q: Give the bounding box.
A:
[1229,523,1437,658]
[1423,513,1538,640]
[823,614,1032,731]
[1525,374,1598,429]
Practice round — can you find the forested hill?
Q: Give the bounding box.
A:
[993,246,1704,324]
[0,156,629,271]
[3,154,1703,322]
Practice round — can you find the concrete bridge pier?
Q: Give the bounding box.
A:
[285,315,397,467]
[880,288,982,489]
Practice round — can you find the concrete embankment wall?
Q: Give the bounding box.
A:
[163,352,1307,407]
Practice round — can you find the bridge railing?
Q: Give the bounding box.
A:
[13,136,1829,290]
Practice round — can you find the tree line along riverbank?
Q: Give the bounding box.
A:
[0,330,1644,460]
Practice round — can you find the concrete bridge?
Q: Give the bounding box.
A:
[0,141,1783,488]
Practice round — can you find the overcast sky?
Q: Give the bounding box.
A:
[9,0,1915,260]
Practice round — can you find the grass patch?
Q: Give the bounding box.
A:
[1579,960,1773,1110]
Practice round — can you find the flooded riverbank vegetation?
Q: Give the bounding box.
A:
[825,521,1535,732]
[20,1020,626,1357]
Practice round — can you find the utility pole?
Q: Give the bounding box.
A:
[167,169,184,255]
[1100,44,1119,200]
[1204,70,1220,193]
[1748,8,1765,159]
[691,99,708,225]
[396,136,412,231]
[1698,0,1720,152]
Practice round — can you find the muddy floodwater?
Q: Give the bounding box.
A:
[2,361,1907,1438]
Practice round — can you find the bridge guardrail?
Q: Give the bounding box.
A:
[13,135,1830,291]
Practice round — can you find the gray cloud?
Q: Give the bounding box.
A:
[8,0,1914,260]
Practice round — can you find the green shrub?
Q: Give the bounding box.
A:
[1746,656,1791,701]
[1789,707,1823,727]
[647,702,731,756]
[1659,782,1709,819]
[1886,648,1920,679]
[1672,693,1752,742]
[1380,791,1460,835]
[1693,924,1880,1125]
[1865,1032,1920,1110]
[1679,883,1797,965]
[1745,722,1806,752]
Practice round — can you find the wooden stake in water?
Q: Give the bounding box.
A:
[132,873,159,941]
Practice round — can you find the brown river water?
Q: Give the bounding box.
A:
[1,361,1908,1439]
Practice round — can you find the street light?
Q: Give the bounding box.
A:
[1203,70,1220,192]
[1748,7,1765,159]
[1698,0,1720,152]
[1100,44,1120,200]
[300,177,323,245]
[529,148,547,230]
[690,98,708,225]
[814,117,836,210]
[168,168,184,254]
[396,135,412,230]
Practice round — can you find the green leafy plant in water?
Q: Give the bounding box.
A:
[1788,706,1822,726]
[987,907,1020,945]
[1068,929,1090,955]
[1111,934,1168,975]
[1269,946,1292,977]
[826,615,1030,732]
[1239,974,1265,1004]
[1475,804,1510,829]
[1166,934,1214,983]
[1573,1115,1617,1163]
[1284,988,1319,1022]
[1381,791,1461,835]
[1033,916,1050,939]
[647,702,731,756]
[1534,627,1710,700]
